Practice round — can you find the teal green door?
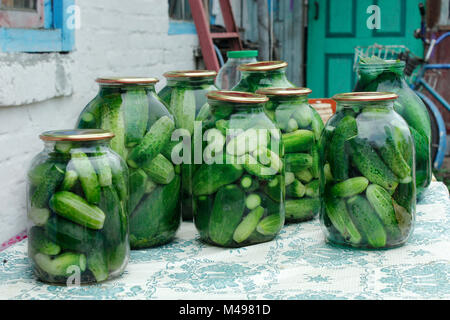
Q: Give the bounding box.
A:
[306,0,424,98]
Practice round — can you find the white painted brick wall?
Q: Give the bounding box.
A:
[0,0,198,243]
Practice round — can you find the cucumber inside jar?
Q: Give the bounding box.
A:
[232,61,295,93]
[320,93,416,250]
[192,91,285,248]
[256,88,323,223]
[27,130,129,284]
[76,78,182,249]
[354,58,432,197]
[159,70,218,221]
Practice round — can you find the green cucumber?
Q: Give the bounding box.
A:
[378,126,411,183]
[143,154,175,185]
[215,119,229,136]
[349,138,399,194]
[226,128,268,156]
[129,176,180,248]
[256,214,283,236]
[253,146,283,174]
[275,104,296,131]
[29,227,61,256]
[285,153,313,172]
[45,216,103,252]
[55,142,72,154]
[282,130,314,153]
[330,177,369,198]
[286,118,299,133]
[286,198,320,221]
[240,175,260,192]
[78,112,97,129]
[129,169,148,213]
[109,157,127,201]
[347,196,387,248]
[171,87,196,134]
[127,116,175,168]
[292,104,312,128]
[233,206,265,243]
[28,208,51,227]
[49,191,106,230]
[285,172,295,186]
[28,162,53,186]
[305,180,320,198]
[311,145,320,179]
[99,186,126,249]
[324,164,334,182]
[71,151,101,204]
[295,168,313,183]
[287,179,306,198]
[61,169,78,191]
[34,252,86,277]
[87,248,109,282]
[311,107,325,141]
[93,147,113,187]
[194,195,213,239]
[392,200,413,238]
[192,163,243,196]
[101,95,127,160]
[31,163,65,208]
[325,197,362,244]
[366,184,401,241]
[328,116,358,181]
[246,193,262,210]
[209,185,246,246]
[145,178,157,194]
[393,182,415,213]
[124,89,149,147]
[263,175,284,202]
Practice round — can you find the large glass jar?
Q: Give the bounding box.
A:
[354,59,432,197]
[232,61,295,93]
[76,78,180,249]
[320,92,416,249]
[256,88,324,222]
[216,50,258,90]
[158,70,218,221]
[27,130,129,284]
[193,91,285,248]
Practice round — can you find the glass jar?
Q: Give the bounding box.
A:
[27,130,129,284]
[158,70,218,221]
[76,78,180,249]
[320,92,416,249]
[354,59,432,197]
[216,50,258,90]
[193,91,285,248]
[232,61,295,93]
[256,88,324,222]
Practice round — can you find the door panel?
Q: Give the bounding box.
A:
[307,0,424,98]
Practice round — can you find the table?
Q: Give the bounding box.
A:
[0,182,449,300]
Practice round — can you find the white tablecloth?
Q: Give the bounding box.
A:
[0,182,449,300]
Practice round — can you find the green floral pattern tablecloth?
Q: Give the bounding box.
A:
[0,182,449,300]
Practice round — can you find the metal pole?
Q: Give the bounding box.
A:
[257,0,270,60]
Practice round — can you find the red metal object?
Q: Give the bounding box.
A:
[189,0,243,71]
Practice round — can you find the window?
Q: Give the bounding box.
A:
[0,0,75,52]
[169,0,193,21]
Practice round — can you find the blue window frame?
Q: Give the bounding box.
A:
[0,0,75,52]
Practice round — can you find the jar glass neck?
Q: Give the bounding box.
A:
[98,84,156,94]
[336,100,395,111]
[210,102,266,115]
[43,140,109,151]
[269,95,308,104]
[358,63,406,79]
[242,68,287,77]
[166,77,216,87]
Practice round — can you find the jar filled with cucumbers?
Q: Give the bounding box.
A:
[320,92,416,249]
[76,78,180,249]
[256,88,324,222]
[158,70,218,221]
[232,61,295,93]
[354,57,432,197]
[27,130,129,284]
[193,91,285,248]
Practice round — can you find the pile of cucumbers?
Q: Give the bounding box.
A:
[320,104,416,249]
[259,91,325,222]
[192,99,285,247]
[158,75,218,221]
[28,141,129,283]
[355,57,432,196]
[76,85,181,249]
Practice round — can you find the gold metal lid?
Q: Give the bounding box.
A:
[332,92,398,102]
[239,61,288,72]
[207,91,269,104]
[40,129,115,142]
[163,70,217,78]
[96,77,159,84]
[256,87,312,96]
